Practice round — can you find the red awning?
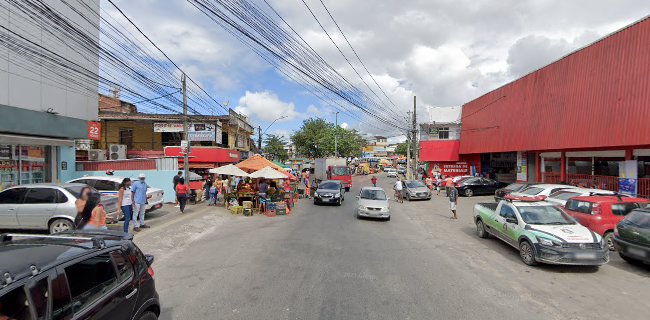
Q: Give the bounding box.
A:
[420,140,460,162]
[165,147,240,163]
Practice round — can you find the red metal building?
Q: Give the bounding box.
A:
[458,17,650,195]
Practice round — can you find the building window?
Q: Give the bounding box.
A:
[438,127,450,139]
[119,128,133,148]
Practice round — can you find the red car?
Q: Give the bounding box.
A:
[563,195,649,251]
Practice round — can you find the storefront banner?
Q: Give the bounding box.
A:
[517,151,528,181]
[154,123,184,132]
[618,160,638,196]
[430,162,470,176]
[188,123,216,142]
[87,121,101,140]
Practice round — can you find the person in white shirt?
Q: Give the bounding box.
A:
[117,178,133,233]
[393,180,403,203]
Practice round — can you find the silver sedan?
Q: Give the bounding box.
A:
[357,187,390,221]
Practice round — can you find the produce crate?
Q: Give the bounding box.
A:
[242,201,253,209]
[244,208,252,216]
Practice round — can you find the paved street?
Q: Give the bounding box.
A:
[133,175,650,320]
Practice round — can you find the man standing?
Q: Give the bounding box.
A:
[448,184,458,220]
[173,171,182,207]
[371,175,377,187]
[393,179,403,203]
[131,173,150,231]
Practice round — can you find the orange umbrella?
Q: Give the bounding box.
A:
[282,171,298,181]
[236,154,283,173]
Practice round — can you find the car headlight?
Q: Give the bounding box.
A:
[358,205,366,210]
[380,207,389,212]
[334,193,340,198]
[536,236,560,247]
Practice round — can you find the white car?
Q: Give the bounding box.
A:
[387,171,398,178]
[68,176,164,211]
[510,184,578,198]
[546,188,616,206]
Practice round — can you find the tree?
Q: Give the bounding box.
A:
[264,134,288,161]
[395,143,408,156]
[291,117,365,158]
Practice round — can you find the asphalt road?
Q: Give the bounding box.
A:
[133,174,650,320]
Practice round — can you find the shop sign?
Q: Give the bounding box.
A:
[180,140,189,155]
[0,145,12,159]
[189,123,216,142]
[75,139,91,151]
[154,123,184,132]
[87,121,101,140]
[618,160,637,196]
[430,162,470,175]
[517,151,528,181]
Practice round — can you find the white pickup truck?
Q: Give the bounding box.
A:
[473,196,609,266]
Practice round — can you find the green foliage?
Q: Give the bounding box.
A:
[291,117,364,158]
[264,134,288,161]
[395,143,408,156]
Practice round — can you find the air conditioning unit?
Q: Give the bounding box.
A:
[109,144,127,160]
[88,149,107,161]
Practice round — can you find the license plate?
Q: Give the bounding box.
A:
[322,198,330,202]
[627,247,647,258]
[574,252,597,259]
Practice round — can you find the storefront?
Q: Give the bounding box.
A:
[458,18,650,195]
[0,134,75,190]
[420,140,480,178]
[164,146,241,176]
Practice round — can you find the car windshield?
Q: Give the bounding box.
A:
[332,167,350,176]
[505,183,525,191]
[520,187,544,195]
[626,211,650,228]
[549,191,581,200]
[406,181,426,188]
[360,189,387,200]
[518,206,576,225]
[318,182,340,190]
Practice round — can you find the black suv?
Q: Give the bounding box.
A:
[0,231,160,320]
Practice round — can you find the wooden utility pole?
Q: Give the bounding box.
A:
[413,96,418,178]
[258,126,262,154]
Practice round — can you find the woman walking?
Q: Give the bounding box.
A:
[176,178,189,213]
[117,178,133,233]
[208,183,218,206]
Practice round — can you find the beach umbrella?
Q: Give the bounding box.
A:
[249,166,287,179]
[209,164,249,176]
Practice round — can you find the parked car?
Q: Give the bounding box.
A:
[0,183,120,234]
[68,176,164,211]
[510,184,577,198]
[383,167,395,172]
[387,171,398,178]
[401,180,431,200]
[545,188,616,206]
[563,195,649,251]
[494,182,536,202]
[0,231,160,320]
[313,180,345,205]
[474,196,608,266]
[452,175,473,183]
[455,177,507,197]
[614,209,650,264]
[357,187,390,221]
[396,167,406,175]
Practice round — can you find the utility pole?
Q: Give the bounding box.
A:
[182,73,189,180]
[413,96,418,179]
[406,111,411,179]
[334,111,339,157]
[258,126,262,154]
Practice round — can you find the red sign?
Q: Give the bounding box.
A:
[430,161,470,176]
[87,121,101,140]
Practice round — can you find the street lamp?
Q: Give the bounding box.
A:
[258,115,287,152]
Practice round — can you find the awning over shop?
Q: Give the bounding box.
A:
[165,146,240,163]
[236,154,283,173]
[419,140,460,162]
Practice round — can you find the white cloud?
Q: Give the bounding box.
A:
[339,122,348,129]
[236,91,299,122]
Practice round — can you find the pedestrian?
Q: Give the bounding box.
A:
[74,186,99,230]
[176,178,189,213]
[436,179,441,195]
[448,184,459,220]
[173,171,182,207]
[425,176,433,190]
[304,176,311,199]
[208,184,218,206]
[371,175,377,187]
[117,178,133,234]
[393,179,403,203]
[83,203,108,230]
[131,173,151,232]
[203,175,213,201]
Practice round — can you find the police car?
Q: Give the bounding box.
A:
[68,176,164,212]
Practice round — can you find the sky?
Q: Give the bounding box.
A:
[109,0,650,143]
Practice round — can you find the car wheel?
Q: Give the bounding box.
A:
[476,219,489,238]
[406,194,411,201]
[386,216,391,221]
[49,219,74,234]
[603,232,615,251]
[337,199,342,206]
[138,311,158,320]
[464,189,474,197]
[519,240,538,266]
[345,187,350,192]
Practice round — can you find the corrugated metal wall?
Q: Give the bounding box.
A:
[460,17,650,154]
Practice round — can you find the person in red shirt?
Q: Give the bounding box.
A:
[371,175,377,187]
[175,178,189,213]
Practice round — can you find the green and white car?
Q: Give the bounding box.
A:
[473,197,609,266]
